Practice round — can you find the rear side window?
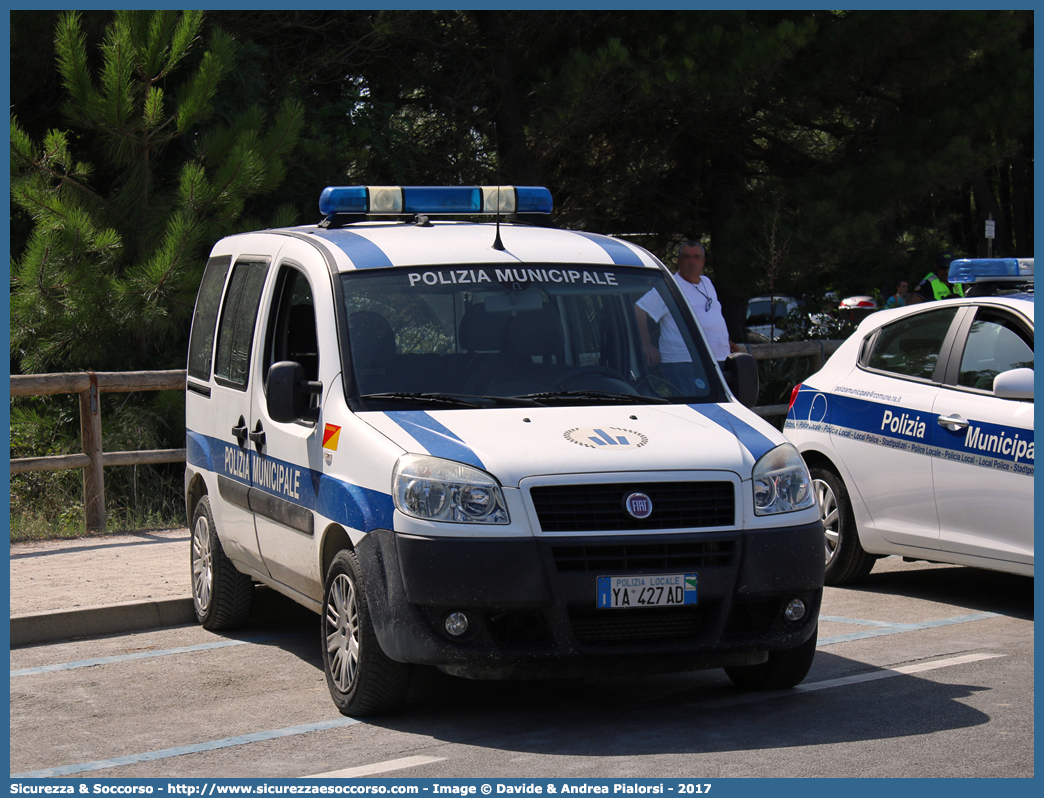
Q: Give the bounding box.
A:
[187,256,232,381]
[214,260,269,389]
[864,307,958,381]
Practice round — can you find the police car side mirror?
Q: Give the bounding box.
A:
[722,352,759,408]
[993,367,1034,401]
[267,361,322,423]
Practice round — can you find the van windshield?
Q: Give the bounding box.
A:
[339,264,724,408]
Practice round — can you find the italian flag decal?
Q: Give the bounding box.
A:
[322,424,341,451]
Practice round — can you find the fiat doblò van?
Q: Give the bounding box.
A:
[185,185,824,715]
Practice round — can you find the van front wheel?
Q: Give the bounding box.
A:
[322,550,412,716]
[724,625,818,690]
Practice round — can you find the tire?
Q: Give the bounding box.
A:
[811,466,876,586]
[322,549,412,717]
[724,625,818,690]
[191,496,254,630]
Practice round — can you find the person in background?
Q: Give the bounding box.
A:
[885,278,909,308]
[635,240,740,391]
[914,251,964,302]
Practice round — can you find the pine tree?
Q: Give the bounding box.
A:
[10,10,303,373]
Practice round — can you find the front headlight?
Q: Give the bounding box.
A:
[752,443,815,516]
[392,454,509,524]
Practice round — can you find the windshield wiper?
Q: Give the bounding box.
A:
[359,392,485,409]
[514,390,669,405]
[481,395,546,407]
[359,392,549,409]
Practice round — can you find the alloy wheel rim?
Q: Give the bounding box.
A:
[191,515,213,613]
[814,479,840,565]
[326,573,361,693]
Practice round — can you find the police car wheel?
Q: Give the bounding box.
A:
[190,496,253,630]
[724,625,818,690]
[321,549,412,717]
[810,467,875,586]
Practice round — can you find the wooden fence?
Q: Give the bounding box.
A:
[9,339,842,532]
[10,371,187,532]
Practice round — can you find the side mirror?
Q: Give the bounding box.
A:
[722,352,759,408]
[267,361,322,423]
[993,367,1034,400]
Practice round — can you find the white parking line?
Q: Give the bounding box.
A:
[305,755,446,778]
[697,652,1003,709]
[795,653,1004,693]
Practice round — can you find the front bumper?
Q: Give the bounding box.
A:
[355,522,824,679]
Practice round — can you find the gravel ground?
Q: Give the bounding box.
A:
[9,528,190,616]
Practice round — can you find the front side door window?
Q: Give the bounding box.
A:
[933,306,1034,564]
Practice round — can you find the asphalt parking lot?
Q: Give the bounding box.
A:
[9,555,1034,780]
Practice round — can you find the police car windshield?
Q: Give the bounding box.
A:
[340,264,723,407]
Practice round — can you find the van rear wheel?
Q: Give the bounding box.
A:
[191,496,253,630]
[322,549,412,716]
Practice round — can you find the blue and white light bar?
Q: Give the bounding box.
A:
[319,186,553,216]
[948,258,1034,284]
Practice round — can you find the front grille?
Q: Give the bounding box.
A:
[552,540,735,573]
[530,481,734,532]
[568,605,709,645]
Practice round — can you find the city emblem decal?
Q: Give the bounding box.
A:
[563,427,648,450]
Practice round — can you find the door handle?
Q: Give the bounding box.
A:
[937,414,969,432]
[231,416,249,448]
[249,420,266,452]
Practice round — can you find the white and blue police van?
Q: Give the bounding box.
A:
[785,258,1034,586]
[184,185,823,715]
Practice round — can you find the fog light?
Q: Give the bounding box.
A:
[445,612,469,636]
[784,598,806,622]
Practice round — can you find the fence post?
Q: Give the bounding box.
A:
[80,372,106,531]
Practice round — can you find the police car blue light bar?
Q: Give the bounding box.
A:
[319,186,553,216]
[949,258,1034,284]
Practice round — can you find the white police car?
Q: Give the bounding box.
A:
[785,258,1034,585]
[185,185,824,715]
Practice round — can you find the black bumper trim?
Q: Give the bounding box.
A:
[354,520,824,679]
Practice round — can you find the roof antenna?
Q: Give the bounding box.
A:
[492,123,505,251]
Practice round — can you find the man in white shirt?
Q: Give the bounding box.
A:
[635,240,739,392]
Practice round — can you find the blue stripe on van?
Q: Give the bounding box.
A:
[185,430,394,532]
[384,411,486,470]
[186,430,214,473]
[311,230,395,269]
[569,231,646,266]
[687,404,778,461]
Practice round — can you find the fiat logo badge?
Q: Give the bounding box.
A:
[624,492,653,519]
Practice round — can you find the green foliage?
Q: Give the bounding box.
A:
[11,10,303,374]
[10,10,303,535]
